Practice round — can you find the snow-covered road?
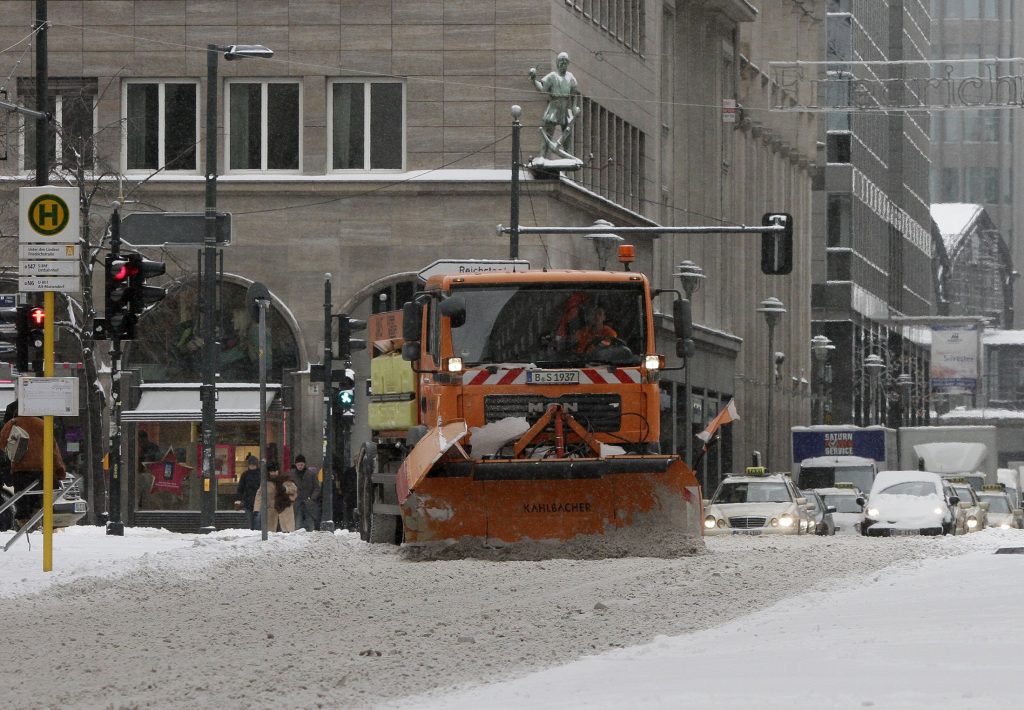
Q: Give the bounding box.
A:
[1,527,1017,709]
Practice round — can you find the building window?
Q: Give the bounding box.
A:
[18,77,97,172]
[941,167,959,201]
[984,167,999,203]
[826,132,851,162]
[123,81,198,172]
[965,167,983,202]
[827,193,851,247]
[226,81,301,171]
[329,81,404,171]
[564,1,645,54]
[571,97,646,212]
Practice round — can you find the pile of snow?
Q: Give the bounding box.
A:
[0,525,311,598]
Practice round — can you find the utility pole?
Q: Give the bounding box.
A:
[34,0,47,187]
[320,275,335,532]
[509,105,521,260]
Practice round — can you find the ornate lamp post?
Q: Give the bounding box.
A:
[673,260,705,473]
[583,220,624,270]
[757,297,786,470]
[810,335,834,424]
[895,372,913,427]
[863,353,885,425]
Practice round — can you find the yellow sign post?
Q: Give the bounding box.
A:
[19,185,81,573]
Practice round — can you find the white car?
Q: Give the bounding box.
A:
[816,484,864,535]
[704,469,809,536]
[978,485,1024,529]
[860,470,961,537]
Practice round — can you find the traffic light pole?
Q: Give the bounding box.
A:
[320,275,335,532]
[200,44,221,534]
[106,206,124,536]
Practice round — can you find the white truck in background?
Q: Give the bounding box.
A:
[898,425,998,488]
[997,467,1022,506]
[791,426,897,493]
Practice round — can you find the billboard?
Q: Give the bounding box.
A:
[930,324,980,392]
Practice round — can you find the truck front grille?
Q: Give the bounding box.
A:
[483,394,622,432]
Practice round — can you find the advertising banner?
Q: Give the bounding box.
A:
[930,324,979,392]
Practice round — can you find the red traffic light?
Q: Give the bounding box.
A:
[29,306,45,326]
[110,259,134,281]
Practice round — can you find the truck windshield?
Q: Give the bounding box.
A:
[448,283,646,367]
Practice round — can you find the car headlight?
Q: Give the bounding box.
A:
[933,507,944,515]
[867,508,880,518]
[704,516,716,529]
[779,514,794,527]
[717,519,727,528]
[1000,523,1011,530]
[770,517,779,527]
[967,517,978,529]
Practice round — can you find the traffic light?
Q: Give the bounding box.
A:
[127,253,166,315]
[26,306,44,374]
[761,212,793,276]
[105,254,134,339]
[336,367,356,419]
[337,313,367,360]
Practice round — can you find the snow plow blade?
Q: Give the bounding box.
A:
[398,455,704,560]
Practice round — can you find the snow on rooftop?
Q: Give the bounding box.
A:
[931,202,982,237]
[938,407,1024,420]
[983,329,1024,346]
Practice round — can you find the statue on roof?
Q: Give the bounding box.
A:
[528,52,583,171]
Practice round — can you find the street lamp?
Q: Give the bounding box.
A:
[583,220,624,270]
[200,42,273,533]
[863,353,885,425]
[896,371,913,427]
[673,260,705,475]
[811,335,834,424]
[757,297,786,471]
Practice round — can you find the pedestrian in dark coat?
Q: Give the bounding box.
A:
[235,455,261,530]
[289,454,321,531]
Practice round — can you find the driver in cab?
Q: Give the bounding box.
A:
[574,303,617,352]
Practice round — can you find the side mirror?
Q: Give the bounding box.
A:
[826,506,837,514]
[440,295,466,328]
[402,301,422,343]
[702,499,710,507]
[795,497,807,506]
[855,497,865,507]
[673,298,694,360]
[948,496,960,507]
[401,341,421,362]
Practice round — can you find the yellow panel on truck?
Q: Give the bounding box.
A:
[368,351,418,430]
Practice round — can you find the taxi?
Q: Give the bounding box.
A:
[704,467,810,536]
[945,477,987,532]
[978,484,1024,529]
[816,483,864,535]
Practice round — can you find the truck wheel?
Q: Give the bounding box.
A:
[368,483,400,545]
[355,443,377,542]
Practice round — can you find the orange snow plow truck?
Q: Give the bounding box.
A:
[355,263,703,558]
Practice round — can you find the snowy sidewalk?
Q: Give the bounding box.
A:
[411,532,1024,710]
[0,525,311,598]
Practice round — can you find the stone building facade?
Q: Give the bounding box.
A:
[0,0,819,523]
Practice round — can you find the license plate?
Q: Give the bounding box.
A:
[890,529,919,536]
[527,370,580,385]
[74,501,86,513]
[732,529,762,536]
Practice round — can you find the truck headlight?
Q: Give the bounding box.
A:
[446,357,464,373]
[779,514,794,527]
[704,516,716,529]
[644,355,661,371]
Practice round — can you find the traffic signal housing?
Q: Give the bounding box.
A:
[336,367,356,419]
[127,253,166,315]
[26,306,45,374]
[761,212,793,276]
[337,313,367,360]
[105,254,134,339]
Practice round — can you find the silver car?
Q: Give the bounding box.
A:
[800,489,836,535]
